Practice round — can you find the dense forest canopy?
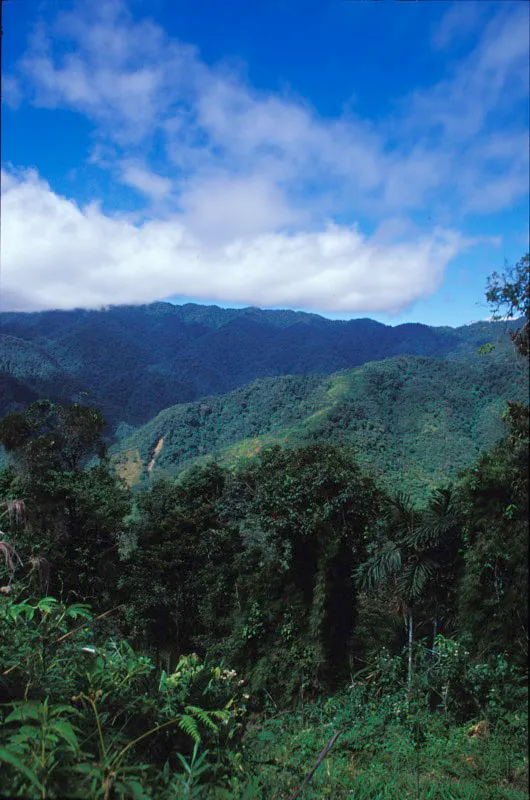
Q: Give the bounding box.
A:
[112,344,527,499]
[0,302,521,430]
[0,258,528,798]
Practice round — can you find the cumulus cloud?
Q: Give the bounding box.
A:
[2,168,468,313]
[178,171,305,244]
[2,0,528,313]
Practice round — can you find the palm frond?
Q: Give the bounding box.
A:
[0,538,23,576]
[397,557,438,600]
[356,541,402,591]
[409,486,461,549]
[385,493,418,537]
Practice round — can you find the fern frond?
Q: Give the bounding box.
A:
[185,706,218,732]
[178,714,201,744]
[210,709,230,722]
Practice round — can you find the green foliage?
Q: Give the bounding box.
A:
[0,402,130,606]
[486,254,530,320]
[118,464,238,661]
[115,444,382,700]
[0,400,107,474]
[356,485,463,691]
[114,346,527,501]
[0,303,519,431]
[0,275,527,800]
[0,465,130,607]
[218,443,380,698]
[486,253,529,357]
[457,403,529,667]
[0,591,245,799]
[240,666,528,799]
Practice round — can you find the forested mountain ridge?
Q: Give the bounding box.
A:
[113,340,527,498]
[0,302,518,430]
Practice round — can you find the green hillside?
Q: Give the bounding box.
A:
[0,337,83,467]
[0,303,519,428]
[0,335,71,385]
[113,342,527,498]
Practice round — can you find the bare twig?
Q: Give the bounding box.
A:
[55,604,125,644]
[288,729,343,800]
[28,556,50,594]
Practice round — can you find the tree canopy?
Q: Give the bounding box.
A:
[486,253,530,357]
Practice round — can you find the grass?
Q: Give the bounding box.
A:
[239,697,529,800]
[114,448,143,487]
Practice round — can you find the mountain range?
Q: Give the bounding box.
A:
[0,302,518,425]
[0,302,525,496]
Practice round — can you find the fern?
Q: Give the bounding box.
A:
[178,714,201,744]
[185,705,219,732]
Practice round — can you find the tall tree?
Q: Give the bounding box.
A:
[416,486,462,647]
[356,488,462,687]
[356,494,422,688]
[486,253,529,358]
[0,400,107,475]
[232,443,380,693]
[0,402,128,606]
[119,463,238,668]
[457,404,529,666]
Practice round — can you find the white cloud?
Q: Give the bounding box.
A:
[409,4,529,143]
[16,5,201,144]
[178,171,304,244]
[1,168,468,314]
[119,163,173,201]
[11,0,526,221]
[2,0,528,313]
[431,1,490,51]
[2,75,23,109]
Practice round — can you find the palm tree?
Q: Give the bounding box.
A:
[357,494,425,688]
[413,486,462,649]
[356,488,461,688]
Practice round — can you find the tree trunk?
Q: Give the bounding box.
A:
[432,615,438,652]
[407,609,413,690]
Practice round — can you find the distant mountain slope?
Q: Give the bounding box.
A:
[113,343,527,499]
[0,335,82,410]
[0,373,41,412]
[0,302,518,429]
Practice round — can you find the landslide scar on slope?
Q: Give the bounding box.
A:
[147,437,165,474]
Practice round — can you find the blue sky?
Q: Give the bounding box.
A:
[1,0,528,326]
